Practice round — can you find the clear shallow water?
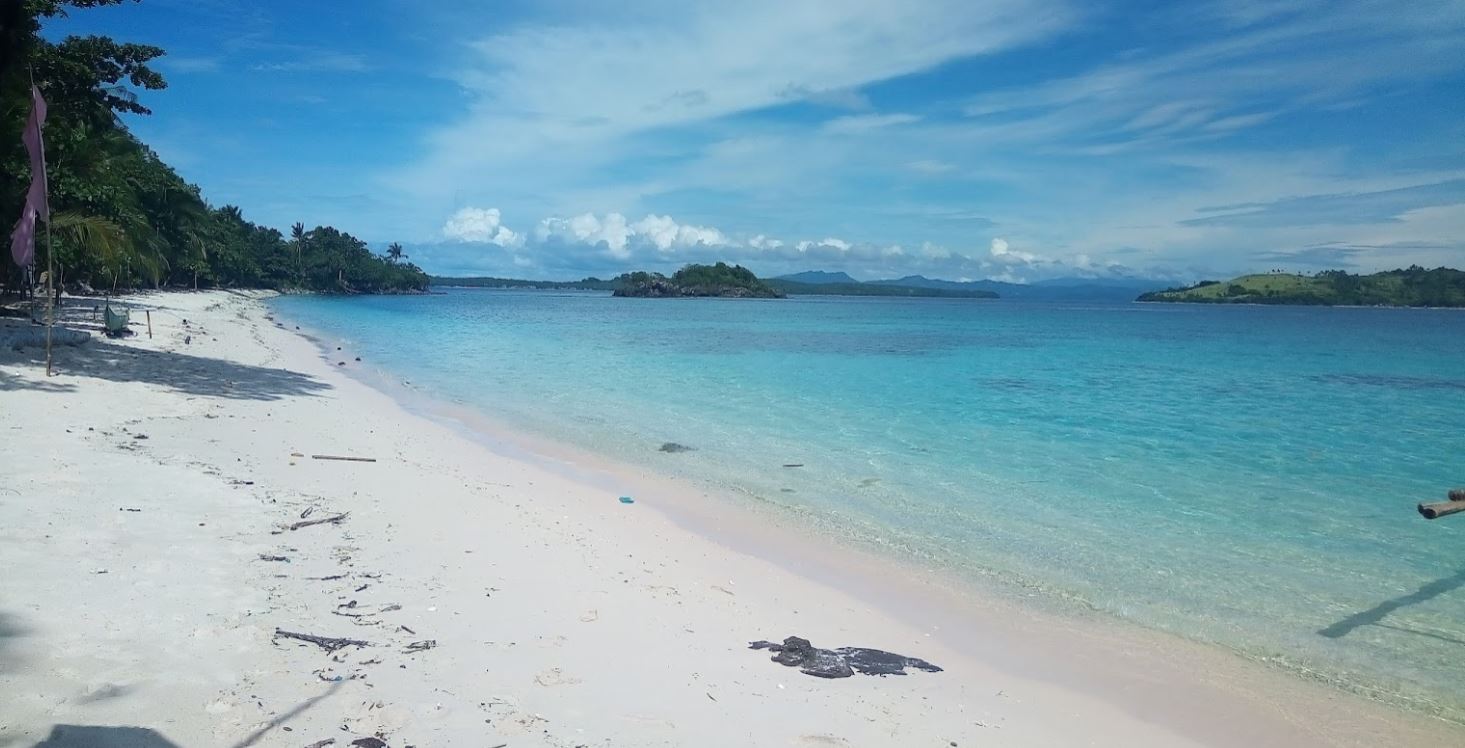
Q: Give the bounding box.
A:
[273,289,1465,717]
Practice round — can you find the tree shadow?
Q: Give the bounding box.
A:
[0,369,76,393]
[0,340,330,401]
[1318,567,1465,639]
[0,610,28,672]
[29,725,180,748]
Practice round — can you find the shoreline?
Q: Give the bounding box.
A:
[2,290,1460,747]
[272,293,1465,736]
[278,292,1465,724]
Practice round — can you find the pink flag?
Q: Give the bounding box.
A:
[22,86,49,223]
[10,86,46,268]
[10,205,37,268]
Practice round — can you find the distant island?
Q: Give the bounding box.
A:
[777,272,1166,301]
[612,263,784,298]
[766,278,997,298]
[431,265,1001,299]
[1137,267,1465,307]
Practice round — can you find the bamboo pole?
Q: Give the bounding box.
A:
[29,68,55,377]
[1419,501,1465,520]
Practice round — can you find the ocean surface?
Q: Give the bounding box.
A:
[272,289,1465,718]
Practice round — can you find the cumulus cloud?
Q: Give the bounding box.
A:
[988,237,1040,263]
[443,207,522,246]
[420,207,1176,284]
[535,212,731,258]
[796,237,852,251]
[629,214,730,251]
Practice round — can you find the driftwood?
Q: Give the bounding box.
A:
[1450,488,1465,502]
[288,512,349,531]
[404,639,437,653]
[312,454,377,463]
[273,628,371,652]
[1419,501,1465,520]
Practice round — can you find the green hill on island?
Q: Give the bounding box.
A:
[1137,267,1465,307]
[612,263,784,298]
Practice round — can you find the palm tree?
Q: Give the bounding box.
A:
[290,222,306,287]
[386,242,405,263]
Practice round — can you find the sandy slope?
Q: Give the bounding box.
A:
[1,290,1458,748]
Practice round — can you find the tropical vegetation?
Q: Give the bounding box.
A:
[1137,267,1465,307]
[1,0,426,296]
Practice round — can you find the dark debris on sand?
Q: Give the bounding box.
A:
[748,635,942,679]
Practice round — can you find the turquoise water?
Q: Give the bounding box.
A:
[272,289,1465,717]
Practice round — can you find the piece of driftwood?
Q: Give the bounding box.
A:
[273,628,371,652]
[1450,488,1465,502]
[1419,501,1465,520]
[404,639,437,652]
[312,454,377,463]
[257,554,291,563]
[288,512,349,531]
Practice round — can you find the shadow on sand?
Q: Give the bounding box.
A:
[28,725,180,748]
[0,339,329,401]
[0,610,28,672]
[1318,567,1465,640]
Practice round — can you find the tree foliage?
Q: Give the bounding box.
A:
[1137,267,1465,307]
[1,0,426,295]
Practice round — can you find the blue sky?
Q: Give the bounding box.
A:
[50,0,1465,281]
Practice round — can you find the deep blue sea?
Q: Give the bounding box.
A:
[272,289,1465,717]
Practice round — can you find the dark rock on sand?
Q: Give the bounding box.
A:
[748,636,942,679]
[658,442,696,453]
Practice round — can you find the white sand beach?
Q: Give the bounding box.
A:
[1,290,1460,748]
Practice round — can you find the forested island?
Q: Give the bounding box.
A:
[1137,267,1465,307]
[1,0,427,296]
[612,263,783,298]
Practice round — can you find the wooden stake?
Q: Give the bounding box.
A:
[145,309,152,338]
[1419,501,1465,520]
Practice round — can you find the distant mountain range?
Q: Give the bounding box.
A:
[777,272,1172,301]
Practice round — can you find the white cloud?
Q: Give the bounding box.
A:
[748,234,784,250]
[629,214,729,252]
[988,237,1041,263]
[442,207,522,246]
[535,212,734,258]
[394,0,1076,201]
[797,238,852,251]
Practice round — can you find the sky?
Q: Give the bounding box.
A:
[48,0,1465,282]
